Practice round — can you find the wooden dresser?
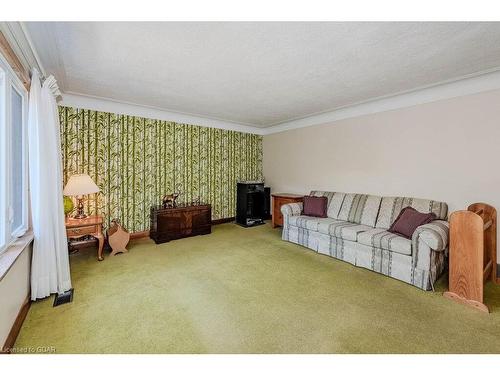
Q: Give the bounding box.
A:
[272,193,304,228]
[150,204,211,244]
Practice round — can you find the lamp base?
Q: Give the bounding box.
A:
[72,213,88,219]
[72,197,87,219]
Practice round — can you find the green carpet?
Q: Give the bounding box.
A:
[14,223,500,353]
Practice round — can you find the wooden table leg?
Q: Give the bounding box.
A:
[95,233,104,261]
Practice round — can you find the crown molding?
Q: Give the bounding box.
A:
[59,92,265,135]
[262,68,500,135]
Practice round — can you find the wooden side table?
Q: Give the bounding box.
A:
[65,215,105,261]
[272,193,304,228]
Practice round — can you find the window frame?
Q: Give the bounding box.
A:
[0,52,29,255]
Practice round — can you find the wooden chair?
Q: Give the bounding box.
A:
[444,203,497,313]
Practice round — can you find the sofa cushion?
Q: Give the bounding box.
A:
[317,218,343,234]
[357,228,412,255]
[375,196,448,230]
[339,224,373,241]
[288,216,338,232]
[317,219,372,241]
[337,193,382,227]
[303,196,328,218]
[326,192,346,219]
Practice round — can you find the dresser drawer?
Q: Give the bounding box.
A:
[273,198,294,227]
[67,225,96,237]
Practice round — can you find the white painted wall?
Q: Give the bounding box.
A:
[263,89,500,258]
[0,245,31,348]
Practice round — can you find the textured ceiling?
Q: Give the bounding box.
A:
[26,22,500,127]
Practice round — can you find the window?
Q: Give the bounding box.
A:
[0,53,29,254]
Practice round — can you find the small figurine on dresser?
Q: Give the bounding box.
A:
[107,219,130,256]
[162,193,180,208]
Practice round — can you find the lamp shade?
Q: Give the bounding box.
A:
[63,174,100,196]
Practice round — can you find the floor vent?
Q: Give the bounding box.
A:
[53,288,74,307]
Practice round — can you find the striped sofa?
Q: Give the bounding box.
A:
[281,191,449,290]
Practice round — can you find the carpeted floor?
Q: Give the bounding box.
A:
[14,222,500,353]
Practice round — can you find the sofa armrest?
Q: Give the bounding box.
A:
[412,220,449,251]
[281,202,303,217]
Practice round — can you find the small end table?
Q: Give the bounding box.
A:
[272,193,304,228]
[65,215,105,261]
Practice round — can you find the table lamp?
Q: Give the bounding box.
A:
[63,174,100,219]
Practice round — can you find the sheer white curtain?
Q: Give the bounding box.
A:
[28,69,72,300]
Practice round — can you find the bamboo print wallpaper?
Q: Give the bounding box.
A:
[59,106,263,232]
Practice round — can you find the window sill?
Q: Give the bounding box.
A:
[0,231,33,282]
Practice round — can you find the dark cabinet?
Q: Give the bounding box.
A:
[150,204,211,244]
[236,182,269,227]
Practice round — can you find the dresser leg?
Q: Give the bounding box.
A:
[95,233,104,261]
